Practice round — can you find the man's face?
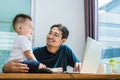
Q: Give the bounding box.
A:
[46,27,64,47]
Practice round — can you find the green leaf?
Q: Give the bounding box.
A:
[108,58,120,67]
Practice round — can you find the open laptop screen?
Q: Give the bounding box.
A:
[80,37,103,73]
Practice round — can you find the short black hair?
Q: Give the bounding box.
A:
[50,24,69,39]
[13,13,32,31]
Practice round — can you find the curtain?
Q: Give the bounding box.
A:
[84,0,98,40]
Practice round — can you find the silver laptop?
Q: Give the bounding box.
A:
[80,37,103,73]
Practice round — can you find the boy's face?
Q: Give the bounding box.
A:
[19,19,33,38]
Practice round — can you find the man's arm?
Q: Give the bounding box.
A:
[2,59,29,73]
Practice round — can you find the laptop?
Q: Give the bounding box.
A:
[80,37,103,73]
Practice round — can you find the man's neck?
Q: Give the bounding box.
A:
[47,46,60,54]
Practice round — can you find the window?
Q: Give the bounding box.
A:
[98,0,120,48]
[98,0,120,73]
[0,0,31,72]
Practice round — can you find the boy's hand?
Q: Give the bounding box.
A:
[39,63,46,69]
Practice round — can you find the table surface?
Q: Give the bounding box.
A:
[0,73,120,79]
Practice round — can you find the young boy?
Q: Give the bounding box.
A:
[9,14,51,73]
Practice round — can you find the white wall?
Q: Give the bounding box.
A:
[32,0,85,61]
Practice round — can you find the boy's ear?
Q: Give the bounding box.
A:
[18,25,22,31]
[62,39,67,43]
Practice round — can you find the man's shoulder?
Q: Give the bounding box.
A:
[32,46,46,51]
[61,44,70,48]
[60,45,72,51]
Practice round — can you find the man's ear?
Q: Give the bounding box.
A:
[62,39,67,43]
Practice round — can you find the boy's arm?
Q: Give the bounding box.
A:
[24,50,48,69]
[24,50,37,61]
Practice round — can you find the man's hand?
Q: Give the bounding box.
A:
[2,59,29,73]
[73,62,82,72]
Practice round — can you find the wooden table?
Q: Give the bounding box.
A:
[0,73,120,79]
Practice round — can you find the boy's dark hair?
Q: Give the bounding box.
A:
[50,24,69,39]
[13,13,32,30]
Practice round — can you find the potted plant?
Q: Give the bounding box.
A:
[108,58,120,73]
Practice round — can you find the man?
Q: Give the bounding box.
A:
[2,24,82,73]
